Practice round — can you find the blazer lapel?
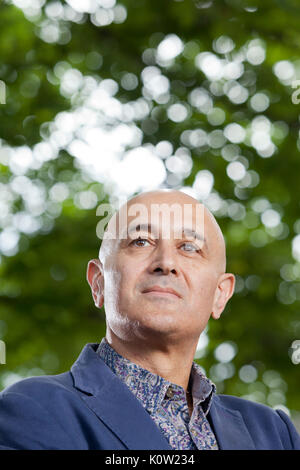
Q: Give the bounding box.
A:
[208,396,256,450]
[70,343,172,450]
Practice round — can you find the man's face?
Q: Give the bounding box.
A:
[89,191,234,345]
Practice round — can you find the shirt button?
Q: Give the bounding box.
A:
[125,375,134,387]
[166,387,174,398]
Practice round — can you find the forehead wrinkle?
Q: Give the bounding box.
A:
[124,195,204,242]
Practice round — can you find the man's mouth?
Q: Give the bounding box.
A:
[142,286,181,298]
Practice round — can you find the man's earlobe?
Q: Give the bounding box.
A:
[94,289,104,308]
[211,307,221,320]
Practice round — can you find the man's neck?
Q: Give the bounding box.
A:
[105,330,197,391]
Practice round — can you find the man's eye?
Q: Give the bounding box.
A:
[180,242,199,252]
[131,237,150,247]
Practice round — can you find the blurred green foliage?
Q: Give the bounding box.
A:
[0,0,299,428]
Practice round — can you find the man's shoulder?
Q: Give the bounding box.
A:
[1,370,73,397]
[0,370,79,419]
[0,342,104,401]
[214,392,288,422]
[0,372,83,449]
[214,393,276,412]
[212,393,300,449]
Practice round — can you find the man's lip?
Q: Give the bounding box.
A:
[142,286,181,298]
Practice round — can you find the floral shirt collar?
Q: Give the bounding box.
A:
[96,337,216,415]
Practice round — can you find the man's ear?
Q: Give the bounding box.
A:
[211,273,235,320]
[86,259,104,308]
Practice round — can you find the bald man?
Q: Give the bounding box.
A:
[0,190,299,450]
[89,190,234,424]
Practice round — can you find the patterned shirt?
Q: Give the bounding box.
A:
[97,337,219,450]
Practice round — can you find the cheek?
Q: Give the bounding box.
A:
[192,273,218,307]
[104,263,137,304]
[103,268,122,307]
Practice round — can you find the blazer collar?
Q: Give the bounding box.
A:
[208,395,256,450]
[70,343,172,450]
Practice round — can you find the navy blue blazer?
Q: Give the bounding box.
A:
[0,343,299,450]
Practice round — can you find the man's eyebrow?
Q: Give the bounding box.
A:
[127,223,156,235]
[182,228,208,251]
[182,227,206,244]
[127,223,207,249]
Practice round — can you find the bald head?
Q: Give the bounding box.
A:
[99,189,226,274]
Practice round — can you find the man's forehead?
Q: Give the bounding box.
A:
[105,197,207,242]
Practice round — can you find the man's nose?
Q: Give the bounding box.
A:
[148,241,178,275]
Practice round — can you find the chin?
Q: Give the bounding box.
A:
[131,313,183,336]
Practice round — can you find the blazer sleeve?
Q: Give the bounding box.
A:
[0,391,75,450]
[275,409,300,450]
